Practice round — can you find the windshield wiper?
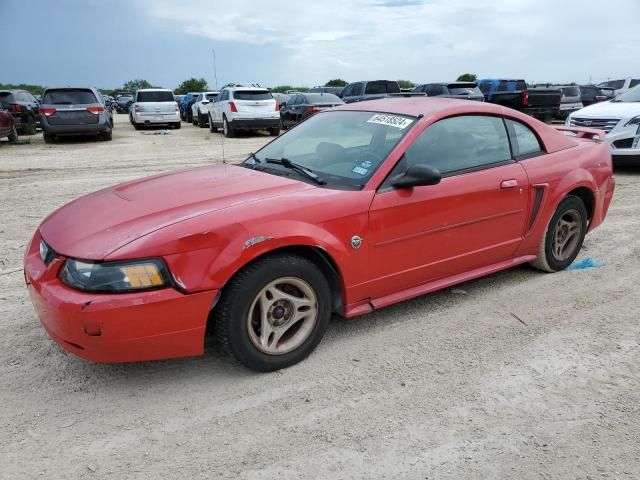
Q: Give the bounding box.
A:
[265,157,326,185]
[242,152,263,170]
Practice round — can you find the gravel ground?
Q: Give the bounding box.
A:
[1,114,639,479]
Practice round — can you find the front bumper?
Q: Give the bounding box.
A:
[24,233,217,363]
[604,124,640,163]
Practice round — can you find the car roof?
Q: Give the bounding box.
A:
[137,88,171,92]
[333,97,577,153]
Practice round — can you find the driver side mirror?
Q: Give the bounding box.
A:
[391,164,441,189]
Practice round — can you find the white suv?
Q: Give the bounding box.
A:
[567,84,640,166]
[191,91,218,128]
[207,84,280,137]
[130,89,180,130]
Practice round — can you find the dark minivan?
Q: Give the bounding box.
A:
[39,87,113,143]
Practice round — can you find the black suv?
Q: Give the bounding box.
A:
[0,89,40,134]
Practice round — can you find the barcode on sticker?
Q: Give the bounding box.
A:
[367,114,413,129]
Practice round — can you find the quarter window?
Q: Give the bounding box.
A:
[506,119,543,158]
[401,115,512,175]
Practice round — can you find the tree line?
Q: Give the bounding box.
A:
[1,74,480,98]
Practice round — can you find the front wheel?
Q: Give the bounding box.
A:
[530,195,588,272]
[214,254,331,371]
[209,114,217,132]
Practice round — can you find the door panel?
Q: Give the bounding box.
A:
[367,163,529,299]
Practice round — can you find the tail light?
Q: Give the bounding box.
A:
[309,106,322,113]
[522,91,529,106]
[175,104,179,111]
[86,106,104,114]
[230,101,238,113]
[134,105,141,112]
[40,108,57,116]
[275,102,279,111]
[9,104,21,113]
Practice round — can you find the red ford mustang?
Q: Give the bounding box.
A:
[24,98,615,371]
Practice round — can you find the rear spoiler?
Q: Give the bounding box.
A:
[555,126,605,142]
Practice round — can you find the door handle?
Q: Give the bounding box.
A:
[500,179,518,189]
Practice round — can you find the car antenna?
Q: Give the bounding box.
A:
[212,46,226,164]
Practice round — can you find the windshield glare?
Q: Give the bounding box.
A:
[613,84,640,102]
[250,111,416,188]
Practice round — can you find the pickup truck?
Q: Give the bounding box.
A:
[340,80,401,103]
[477,79,561,120]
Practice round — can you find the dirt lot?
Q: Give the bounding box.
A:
[1,114,639,479]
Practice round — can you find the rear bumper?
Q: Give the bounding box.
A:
[230,118,279,130]
[133,112,180,124]
[41,122,108,135]
[24,233,217,363]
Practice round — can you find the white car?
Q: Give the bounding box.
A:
[207,84,280,137]
[130,89,180,130]
[191,91,218,128]
[597,78,640,96]
[567,85,640,166]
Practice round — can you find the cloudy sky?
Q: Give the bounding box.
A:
[2,0,638,90]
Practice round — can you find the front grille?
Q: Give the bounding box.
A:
[569,117,620,134]
[613,138,634,149]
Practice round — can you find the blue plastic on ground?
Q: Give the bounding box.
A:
[566,257,601,271]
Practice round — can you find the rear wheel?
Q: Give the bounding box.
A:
[173,122,181,130]
[209,114,217,132]
[223,116,234,138]
[43,133,55,143]
[269,127,280,136]
[133,122,142,130]
[22,116,37,135]
[214,254,331,371]
[530,195,588,272]
[8,124,17,142]
[102,129,112,141]
[198,112,207,128]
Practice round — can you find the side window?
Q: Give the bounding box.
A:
[506,119,543,158]
[342,85,353,97]
[630,79,640,88]
[221,90,229,101]
[352,83,363,96]
[425,85,445,96]
[402,115,512,176]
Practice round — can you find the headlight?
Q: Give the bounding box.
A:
[60,258,171,293]
[625,116,640,127]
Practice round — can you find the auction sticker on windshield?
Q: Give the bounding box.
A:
[367,114,413,129]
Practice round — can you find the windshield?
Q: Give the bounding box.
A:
[233,91,273,101]
[612,84,640,102]
[43,89,97,104]
[561,87,580,97]
[137,91,174,102]
[247,111,416,189]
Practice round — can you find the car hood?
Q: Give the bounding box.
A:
[572,100,640,119]
[40,164,313,260]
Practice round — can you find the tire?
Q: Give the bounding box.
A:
[223,116,234,138]
[22,116,37,135]
[269,127,280,136]
[530,195,588,272]
[209,114,217,132]
[43,133,55,143]
[133,122,142,130]
[173,122,181,130]
[198,112,207,128]
[214,254,331,371]
[8,124,17,143]
[102,129,112,141]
